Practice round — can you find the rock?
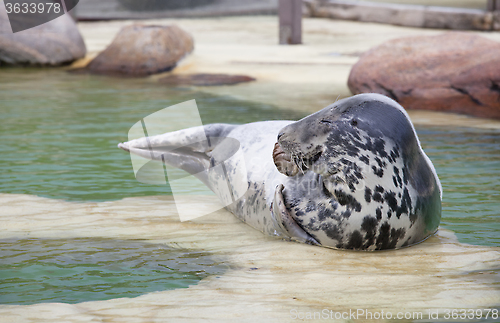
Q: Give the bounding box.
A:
[0,3,86,66]
[159,73,255,86]
[87,24,194,76]
[348,33,500,119]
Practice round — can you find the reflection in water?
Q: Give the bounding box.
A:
[0,238,227,305]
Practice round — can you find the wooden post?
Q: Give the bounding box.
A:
[279,0,302,44]
[487,0,500,11]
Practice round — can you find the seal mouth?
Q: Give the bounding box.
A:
[273,142,323,176]
[271,184,320,245]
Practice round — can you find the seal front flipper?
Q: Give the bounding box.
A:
[271,184,319,246]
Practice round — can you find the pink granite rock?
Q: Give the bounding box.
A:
[348,33,500,119]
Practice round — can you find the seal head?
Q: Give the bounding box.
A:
[272,93,442,250]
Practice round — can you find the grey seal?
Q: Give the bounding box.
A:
[118,93,442,250]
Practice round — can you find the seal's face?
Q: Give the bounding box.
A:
[271,94,442,250]
[274,94,417,188]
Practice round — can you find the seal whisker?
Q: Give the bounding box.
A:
[297,154,305,174]
[301,156,309,169]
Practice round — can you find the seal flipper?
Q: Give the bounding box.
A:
[271,184,319,246]
[118,123,238,188]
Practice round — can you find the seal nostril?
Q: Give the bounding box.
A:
[277,132,285,140]
[351,119,358,127]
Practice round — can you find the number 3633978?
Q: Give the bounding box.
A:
[5,2,62,14]
[443,309,498,320]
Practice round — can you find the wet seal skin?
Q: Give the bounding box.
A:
[119,93,442,250]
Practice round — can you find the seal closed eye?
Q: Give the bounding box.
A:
[119,93,442,250]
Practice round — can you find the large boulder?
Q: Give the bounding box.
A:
[0,2,86,66]
[348,33,500,119]
[87,24,194,76]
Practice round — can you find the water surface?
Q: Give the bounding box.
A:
[0,238,227,305]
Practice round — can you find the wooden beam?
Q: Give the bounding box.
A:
[279,0,302,44]
[310,0,495,31]
[488,0,500,11]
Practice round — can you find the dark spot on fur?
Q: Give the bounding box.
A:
[321,223,341,242]
[402,167,409,185]
[396,188,412,219]
[322,182,333,197]
[376,207,382,220]
[375,222,406,250]
[376,222,391,250]
[305,201,316,212]
[359,155,369,165]
[393,166,402,187]
[361,216,378,249]
[390,227,406,247]
[306,217,317,227]
[364,187,372,203]
[329,199,339,210]
[389,147,400,163]
[372,166,384,177]
[375,157,386,168]
[372,191,383,203]
[346,230,363,249]
[346,144,360,157]
[295,209,305,217]
[384,191,398,212]
[317,206,332,221]
[334,189,362,212]
[288,198,300,208]
[374,138,388,158]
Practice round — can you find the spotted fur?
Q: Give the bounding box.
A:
[119,93,442,250]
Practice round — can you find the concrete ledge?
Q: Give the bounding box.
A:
[306,0,499,31]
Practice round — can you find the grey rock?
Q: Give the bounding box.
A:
[0,3,86,66]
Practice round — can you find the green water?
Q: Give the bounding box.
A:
[0,68,499,250]
[0,68,305,200]
[0,238,227,305]
[418,127,500,248]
